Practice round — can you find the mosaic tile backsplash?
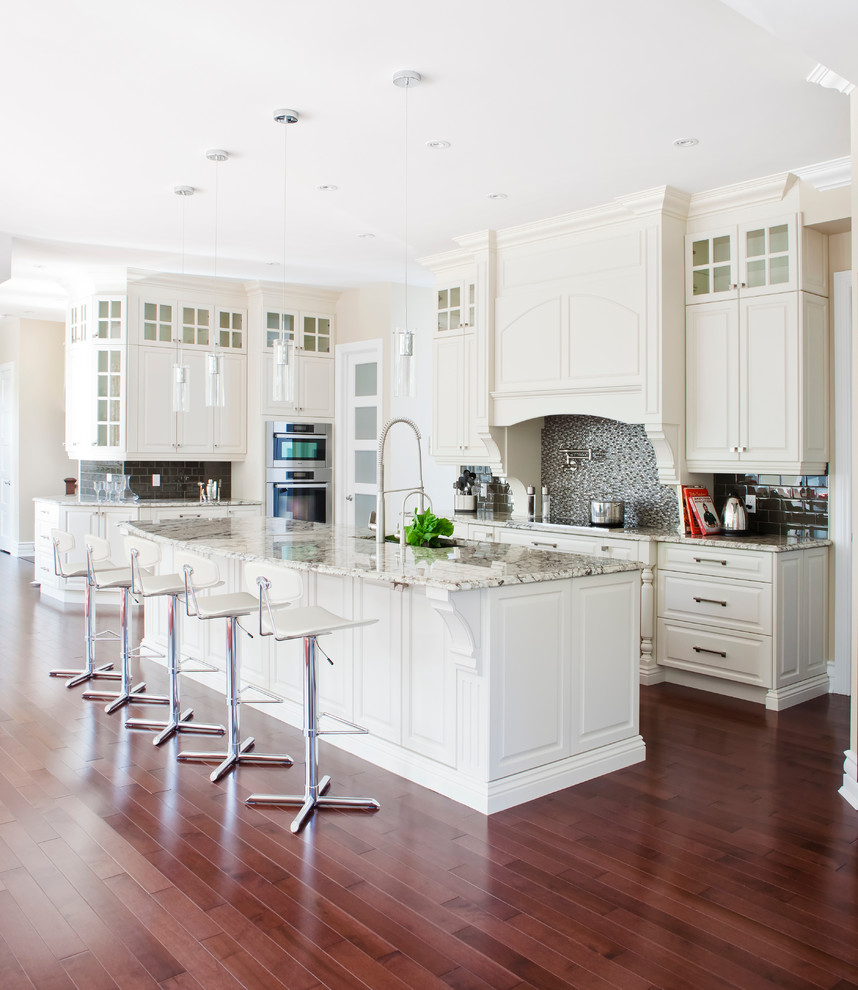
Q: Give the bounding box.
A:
[540,416,681,528]
[713,473,828,539]
[78,461,232,501]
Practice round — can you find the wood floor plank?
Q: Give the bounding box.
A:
[0,553,855,990]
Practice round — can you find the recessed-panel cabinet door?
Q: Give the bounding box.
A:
[741,293,798,464]
[214,352,246,454]
[685,301,740,464]
[136,345,176,453]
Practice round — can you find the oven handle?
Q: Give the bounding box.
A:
[272,482,329,489]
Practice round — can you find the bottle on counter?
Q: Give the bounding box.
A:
[527,485,536,521]
[541,485,550,523]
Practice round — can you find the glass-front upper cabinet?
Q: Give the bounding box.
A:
[437,280,476,332]
[685,216,797,304]
[300,314,332,353]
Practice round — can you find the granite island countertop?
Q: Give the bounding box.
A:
[126,516,642,592]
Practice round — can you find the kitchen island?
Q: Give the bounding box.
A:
[127,516,644,813]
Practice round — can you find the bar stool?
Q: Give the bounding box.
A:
[176,552,293,783]
[123,537,226,745]
[80,534,170,715]
[243,562,380,834]
[48,529,123,689]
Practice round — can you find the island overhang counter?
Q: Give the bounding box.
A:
[127,516,645,814]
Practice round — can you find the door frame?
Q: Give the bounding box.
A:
[0,362,15,555]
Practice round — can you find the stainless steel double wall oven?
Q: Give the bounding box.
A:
[266,422,332,523]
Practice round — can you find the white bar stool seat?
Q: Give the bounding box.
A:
[80,535,170,715]
[48,528,122,688]
[243,562,380,834]
[176,552,293,783]
[123,537,225,745]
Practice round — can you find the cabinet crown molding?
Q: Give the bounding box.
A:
[686,171,798,220]
[791,156,852,192]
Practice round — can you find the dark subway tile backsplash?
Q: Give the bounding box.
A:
[78,461,232,501]
[713,472,828,538]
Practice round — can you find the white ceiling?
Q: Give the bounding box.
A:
[0,0,852,319]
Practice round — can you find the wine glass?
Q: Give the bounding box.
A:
[93,480,105,502]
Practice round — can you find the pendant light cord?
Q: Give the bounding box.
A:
[403,78,409,333]
[282,115,288,331]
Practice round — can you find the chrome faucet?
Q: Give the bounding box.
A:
[376,417,425,550]
[399,490,433,549]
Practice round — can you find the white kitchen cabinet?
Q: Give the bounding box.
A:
[656,542,828,710]
[133,344,246,457]
[686,291,828,473]
[431,331,480,463]
[436,279,476,332]
[496,527,639,561]
[260,308,335,419]
[685,216,827,303]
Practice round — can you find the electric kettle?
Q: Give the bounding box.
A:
[721,496,749,535]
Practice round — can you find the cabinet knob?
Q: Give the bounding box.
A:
[600,546,609,552]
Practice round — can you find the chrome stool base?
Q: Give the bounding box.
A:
[50,662,122,689]
[179,738,292,783]
[127,708,225,746]
[247,775,380,834]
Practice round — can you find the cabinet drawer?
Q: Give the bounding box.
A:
[657,618,772,687]
[658,543,771,582]
[657,571,772,634]
[499,529,639,561]
[468,524,497,542]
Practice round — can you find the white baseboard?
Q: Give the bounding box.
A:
[840,750,858,811]
[13,541,34,557]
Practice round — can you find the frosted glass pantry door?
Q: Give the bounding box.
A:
[337,341,382,529]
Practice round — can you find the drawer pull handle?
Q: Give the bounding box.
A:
[693,557,728,565]
[600,545,609,552]
[531,540,558,549]
[693,596,727,607]
[693,646,727,658]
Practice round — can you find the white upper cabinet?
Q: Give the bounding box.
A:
[436,280,476,332]
[686,290,828,473]
[685,215,828,303]
[260,307,335,419]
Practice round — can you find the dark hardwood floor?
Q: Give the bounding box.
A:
[1,551,856,989]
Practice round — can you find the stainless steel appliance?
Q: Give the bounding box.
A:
[720,496,749,535]
[589,499,624,527]
[267,421,331,470]
[266,468,332,523]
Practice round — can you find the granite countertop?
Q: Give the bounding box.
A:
[126,516,642,592]
[454,514,830,552]
[35,495,262,507]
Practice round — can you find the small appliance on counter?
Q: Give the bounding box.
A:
[589,498,624,527]
[720,496,749,535]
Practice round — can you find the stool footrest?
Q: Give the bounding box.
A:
[92,629,121,642]
[178,656,219,675]
[317,711,370,736]
[237,683,283,706]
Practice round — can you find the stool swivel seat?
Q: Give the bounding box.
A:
[243,562,380,834]
[176,552,293,783]
[48,529,122,688]
[123,537,226,745]
[80,534,170,714]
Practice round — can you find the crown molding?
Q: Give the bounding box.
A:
[686,171,797,220]
[791,156,852,192]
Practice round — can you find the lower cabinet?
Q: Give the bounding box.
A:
[656,542,828,710]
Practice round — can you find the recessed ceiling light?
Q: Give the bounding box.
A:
[358,233,375,239]
[316,183,338,191]
[426,140,451,150]
[487,192,508,200]
[673,137,699,148]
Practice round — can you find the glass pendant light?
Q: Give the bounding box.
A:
[172,185,193,413]
[272,109,298,404]
[205,149,228,408]
[392,69,421,398]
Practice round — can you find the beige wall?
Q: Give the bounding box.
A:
[0,317,65,549]
[830,230,852,274]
